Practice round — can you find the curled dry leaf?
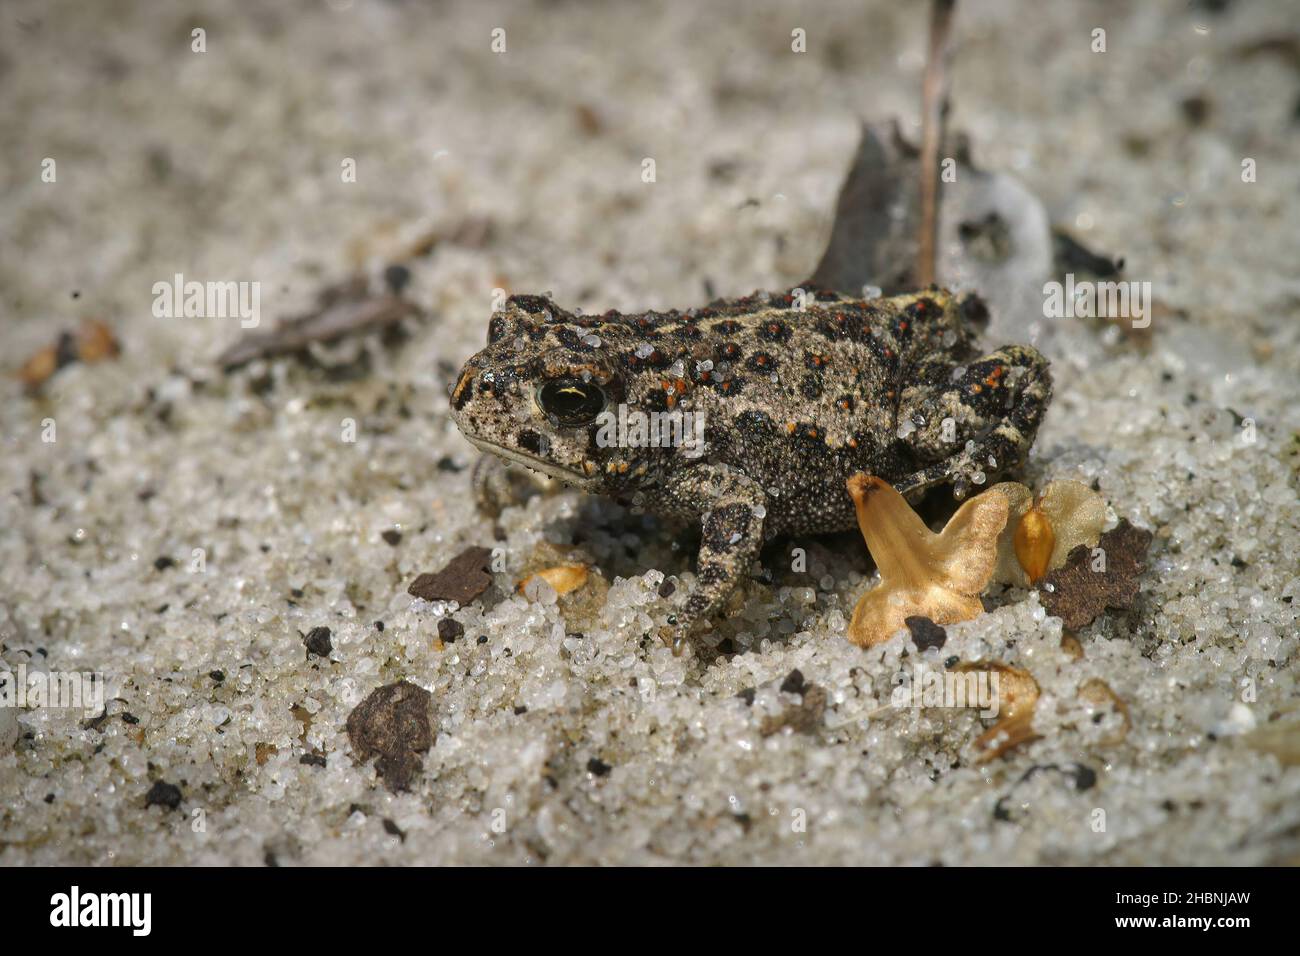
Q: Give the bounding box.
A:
[989,480,1108,587]
[956,661,1041,762]
[518,563,589,598]
[846,475,1008,648]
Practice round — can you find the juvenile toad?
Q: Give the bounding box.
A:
[450,287,1051,653]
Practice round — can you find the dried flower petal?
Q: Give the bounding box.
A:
[846,475,1008,648]
[990,479,1108,587]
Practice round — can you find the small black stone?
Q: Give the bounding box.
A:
[736,687,756,706]
[382,817,406,841]
[658,580,676,598]
[374,620,385,632]
[44,793,55,804]
[436,455,464,473]
[1071,764,1098,791]
[437,618,465,642]
[944,655,959,669]
[779,669,807,695]
[121,712,140,725]
[383,263,411,294]
[304,626,333,657]
[153,556,176,571]
[587,757,612,776]
[904,615,947,652]
[477,634,488,644]
[513,705,528,715]
[381,529,403,546]
[144,780,182,811]
[299,753,327,768]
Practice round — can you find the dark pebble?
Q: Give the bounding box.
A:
[904,615,948,651]
[381,529,403,546]
[587,757,612,776]
[779,669,807,695]
[304,626,333,658]
[144,780,182,810]
[437,618,465,642]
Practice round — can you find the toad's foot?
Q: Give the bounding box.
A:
[655,465,767,655]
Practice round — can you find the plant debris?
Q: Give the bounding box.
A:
[990,480,1108,587]
[518,563,589,598]
[1039,519,1153,629]
[961,662,1041,762]
[807,122,1051,342]
[18,318,121,392]
[1052,227,1123,278]
[346,680,434,793]
[846,474,1008,648]
[408,546,494,605]
[216,274,421,371]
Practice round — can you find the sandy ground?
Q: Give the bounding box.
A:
[2,0,1298,865]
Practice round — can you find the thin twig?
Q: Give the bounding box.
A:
[916,0,956,288]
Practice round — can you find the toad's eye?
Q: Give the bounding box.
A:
[537,378,607,426]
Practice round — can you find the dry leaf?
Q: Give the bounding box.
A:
[846,474,1008,648]
[1040,519,1153,629]
[959,661,1041,761]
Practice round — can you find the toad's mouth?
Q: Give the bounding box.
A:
[462,433,589,485]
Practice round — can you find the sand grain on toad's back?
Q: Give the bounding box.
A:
[1,0,1299,866]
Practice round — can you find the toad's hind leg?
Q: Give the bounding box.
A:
[896,343,1052,498]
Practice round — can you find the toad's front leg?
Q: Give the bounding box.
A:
[897,343,1052,498]
[657,464,767,656]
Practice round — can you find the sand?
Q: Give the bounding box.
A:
[2,0,1298,865]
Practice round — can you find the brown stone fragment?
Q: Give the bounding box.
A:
[346,680,434,793]
[408,546,494,605]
